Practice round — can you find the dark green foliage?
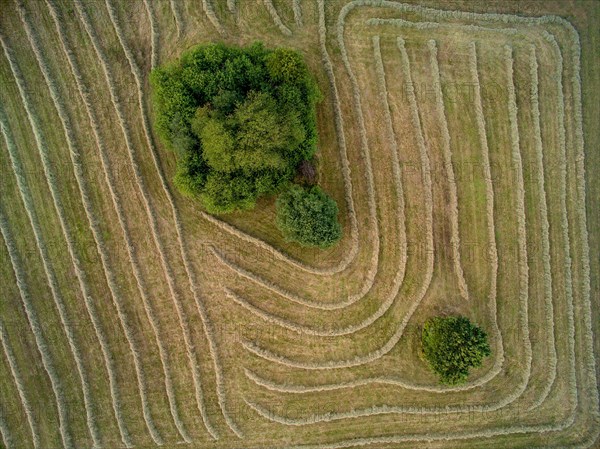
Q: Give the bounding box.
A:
[151,42,321,213]
[421,316,491,385]
[276,185,341,248]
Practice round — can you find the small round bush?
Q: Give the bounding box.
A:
[276,185,341,248]
[421,316,491,385]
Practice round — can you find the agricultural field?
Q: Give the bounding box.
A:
[0,0,598,448]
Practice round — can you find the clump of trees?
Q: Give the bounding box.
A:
[276,185,341,248]
[151,42,341,248]
[421,316,491,385]
[151,42,321,214]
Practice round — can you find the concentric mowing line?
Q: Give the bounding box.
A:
[220,32,409,337]
[0,320,40,449]
[105,0,243,438]
[243,8,570,437]
[240,34,435,371]
[525,43,557,411]
[241,36,518,392]
[427,39,470,303]
[254,3,594,447]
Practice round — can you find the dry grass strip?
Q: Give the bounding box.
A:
[263,0,292,35]
[105,0,242,437]
[293,0,302,26]
[202,0,225,35]
[0,207,72,449]
[525,44,557,410]
[0,319,40,449]
[239,34,435,371]
[215,245,376,311]
[561,17,600,438]
[72,0,167,442]
[248,2,596,446]
[427,39,469,302]
[503,43,534,403]
[169,0,183,36]
[466,41,504,386]
[227,0,236,14]
[143,0,159,69]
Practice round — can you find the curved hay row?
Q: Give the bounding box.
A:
[0,320,40,449]
[245,359,536,424]
[465,41,505,387]
[260,2,592,446]
[220,33,408,336]
[239,34,434,371]
[199,0,363,278]
[72,1,167,443]
[107,0,242,437]
[0,209,72,449]
[525,44,557,410]
[427,39,469,302]
[202,0,225,35]
[293,0,302,26]
[0,407,11,449]
[227,0,236,14]
[215,242,377,312]
[366,17,519,34]
[143,0,159,70]
[220,0,385,315]
[44,1,175,445]
[9,4,105,446]
[263,0,292,36]
[169,0,183,37]
[504,42,534,400]
[0,36,130,449]
[563,17,600,435]
[284,411,580,449]
[542,29,580,421]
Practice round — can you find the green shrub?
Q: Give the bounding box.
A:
[421,316,491,385]
[151,42,321,213]
[276,185,341,248]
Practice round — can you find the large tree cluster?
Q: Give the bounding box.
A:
[151,42,321,214]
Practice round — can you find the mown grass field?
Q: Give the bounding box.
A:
[0,0,598,448]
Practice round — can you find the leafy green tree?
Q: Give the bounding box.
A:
[276,185,341,248]
[151,42,322,214]
[421,316,491,385]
